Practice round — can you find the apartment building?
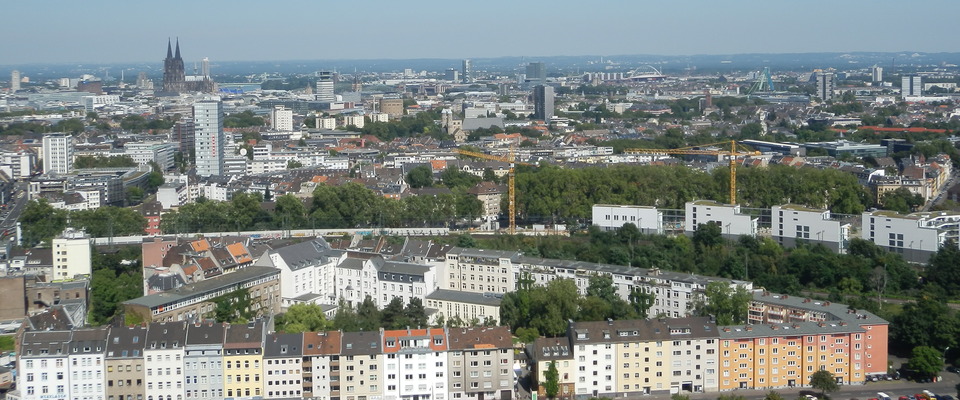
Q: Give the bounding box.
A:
[444,248,516,294]
[69,327,109,400]
[382,328,447,400]
[263,333,303,399]
[339,331,382,400]
[105,326,147,400]
[18,331,73,400]
[223,323,265,400]
[301,331,341,400]
[685,200,758,238]
[446,327,514,400]
[144,322,187,400]
[592,204,664,234]
[254,238,341,308]
[425,290,502,326]
[377,261,435,308]
[183,322,226,400]
[861,209,960,263]
[749,292,888,376]
[531,337,575,399]
[771,205,851,253]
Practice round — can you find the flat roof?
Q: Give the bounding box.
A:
[426,289,503,307]
[124,266,279,309]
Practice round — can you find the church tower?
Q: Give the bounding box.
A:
[163,38,187,93]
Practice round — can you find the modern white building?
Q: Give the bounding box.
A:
[11,70,21,91]
[382,328,448,400]
[377,261,436,308]
[771,204,851,253]
[42,132,75,175]
[815,72,835,102]
[862,210,960,263]
[315,72,335,102]
[0,149,37,180]
[342,115,364,129]
[157,183,188,210]
[193,100,224,177]
[52,228,92,281]
[684,200,757,239]
[902,75,922,97]
[124,142,177,171]
[592,204,664,234]
[270,106,294,131]
[80,95,120,112]
[144,322,187,400]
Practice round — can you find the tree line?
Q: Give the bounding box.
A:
[20,200,147,247]
[159,184,483,233]
[273,297,431,333]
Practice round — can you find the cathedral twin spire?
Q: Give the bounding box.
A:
[166,38,182,61]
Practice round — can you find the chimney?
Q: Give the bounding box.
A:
[607,318,613,326]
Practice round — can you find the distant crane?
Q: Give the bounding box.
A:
[625,140,761,205]
[747,67,776,94]
[455,147,534,234]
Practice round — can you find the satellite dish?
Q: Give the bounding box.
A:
[240,148,248,156]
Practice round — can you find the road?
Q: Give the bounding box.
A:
[923,171,957,212]
[1,182,28,228]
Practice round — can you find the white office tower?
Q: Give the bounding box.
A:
[10,70,21,91]
[194,100,224,177]
[871,65,883,83]
[42,132,74,175]
[270,105,294,131]
[902,75,922,97]
[201,57,211,77]
[461,59,473,83]
[316,71,335,102]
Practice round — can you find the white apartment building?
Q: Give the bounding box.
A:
[862,210,960,263]
[593,204,664,234]
[52,228,92,281]
[382,328,448,400]
[343,115,364,129]
[335,252,381,308]
[377,261,436,308]
[270,106,294,131]
[68,328,109,400]
[369,113,389,123]
[144,322,187,400]
[81,95,120,112]
[0,150,37,179]
[42,132,74,175]
[194,100,224,177]
[685,200,757,238]
[123,142,177,171]
[157,183,188,210]
[263,333,303,399]
[302,331,341,400]
[19,331,74,400]
[771,205,851,253]
[666,320,719,393]
[253,239,342,308]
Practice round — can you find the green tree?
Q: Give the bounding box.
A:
[276,303,333,333]
[20,200,68,247]
[406,165,434,188]
[764,391,786,400]
[125,187,145,205]
[332,298,359,331]
[287,160,303,169]
[515,327,540,343]
[628,287,656,319]
[909,346,945,379]
[404,297,428,328]
[692,282,751,325]
[544,361,560,399]
[927,244,960,295]
[809,370,839,397]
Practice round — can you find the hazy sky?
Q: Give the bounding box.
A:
[3,0,959,65]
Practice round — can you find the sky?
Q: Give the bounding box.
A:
[3,0,960,65]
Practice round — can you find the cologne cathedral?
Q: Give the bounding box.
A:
[162,39,215,93]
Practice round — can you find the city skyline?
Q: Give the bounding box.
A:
[3,0,960,65]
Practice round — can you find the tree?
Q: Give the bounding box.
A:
[544,360,560,399]
[628,287,656,319]
[276,303,332,333]
[287,160,303,169]
[693,222,724,248]
[125,187,145,205]
[691,282,751,325]
[515,327,539,343]
[910,346,945,379]
[809,370,839,397]
[406,165,433,188]
[764,391,785,400]
[19,199,68,247]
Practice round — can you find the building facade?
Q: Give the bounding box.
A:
[43,133,75,175]
[194,100,224,177]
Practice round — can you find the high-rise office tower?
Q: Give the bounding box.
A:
[871,65,883,83]
[816,72,835,102]
[193,100,224,177]
[526,62,547,85]
[461,59,473,83]
[444,68,459,82]
[173,118,195,157]
[902,75,922,97]
[316,71,335,102]
[10,70,21,92]
[270,106,294,131]
[533,85,555,122]
[42,132,74,175]
[201,57,210,78]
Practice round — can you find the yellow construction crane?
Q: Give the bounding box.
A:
[625,140,760,204]
[455,147,533,234]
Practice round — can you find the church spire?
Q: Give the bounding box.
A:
[166,38,173,59]
[175,37,181,59]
